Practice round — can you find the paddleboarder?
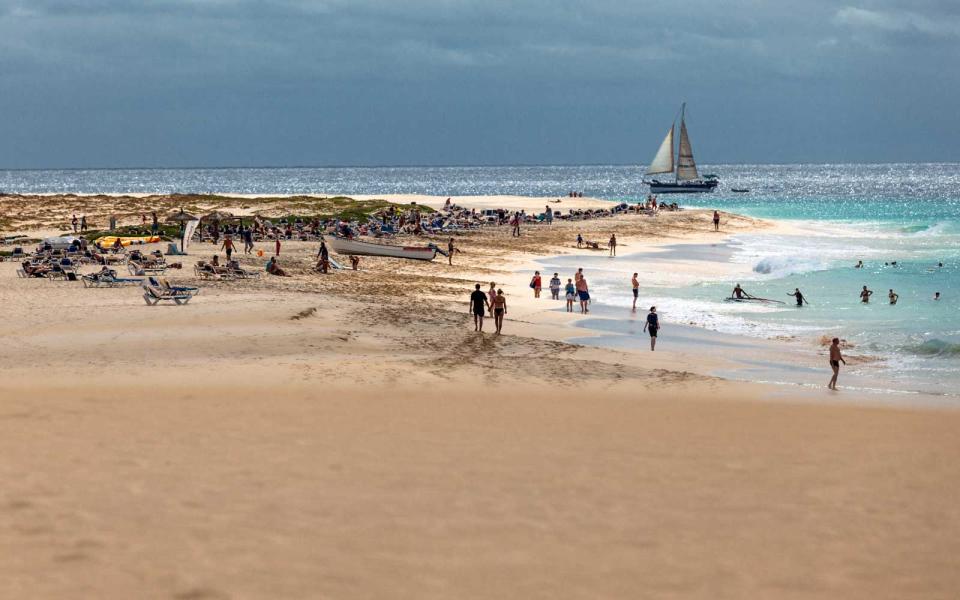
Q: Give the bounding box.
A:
[788,288,807,307]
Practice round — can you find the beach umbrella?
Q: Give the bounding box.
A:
[166,210,199,223]
[203,210,235,221]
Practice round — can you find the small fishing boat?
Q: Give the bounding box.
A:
[643,103,718,194]
[731,188,750,193]
[326,236,441,261]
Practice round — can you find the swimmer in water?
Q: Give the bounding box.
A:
[732,283,747,299]
[888,289,898,305]
[855,260,863,269]
[934,292,941,301]
[860,286,873,303]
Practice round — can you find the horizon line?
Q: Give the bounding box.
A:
[1,160,959,172]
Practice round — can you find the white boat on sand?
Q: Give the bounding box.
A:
[326,236,442,261]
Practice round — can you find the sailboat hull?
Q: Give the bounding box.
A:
[646,180,719,194]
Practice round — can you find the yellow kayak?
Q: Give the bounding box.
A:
[94,235,161,247]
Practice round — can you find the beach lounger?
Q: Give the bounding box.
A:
[81,271,141,288]
[142,279,196,305]
[226,262,261,279]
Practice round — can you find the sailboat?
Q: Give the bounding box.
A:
[643,103,718,194]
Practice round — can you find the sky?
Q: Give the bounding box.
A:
[0,0,958,168]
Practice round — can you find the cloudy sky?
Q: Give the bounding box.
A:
[0,0,957,168]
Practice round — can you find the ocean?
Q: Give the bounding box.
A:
[3,163,958,397]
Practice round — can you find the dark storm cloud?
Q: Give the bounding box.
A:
[0,0,957,167]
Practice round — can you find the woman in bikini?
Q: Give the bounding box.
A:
[492,289,507,334]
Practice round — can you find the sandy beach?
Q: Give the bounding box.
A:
[2,194,960,598]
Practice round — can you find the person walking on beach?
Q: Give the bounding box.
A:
[531,271,542,298]
[788,288,807,307]
[860,285,873,303]
[577,233,583,248]
[80,215,87,232]
[642,306,660,351]
[492,289,507,334]
[575,267,584,284]
[828,337,846,390]
[632,273,640,311]
[151,211,159,234]
[549,273,561,300]
[275,238,281,257]
[576,274,590,313]
[488,282,497,316]
[545,205,553,225]
[220,236,236,261]
[713,210,720,231]
[565,278,576,312]
[243,226,254,254]
[511,212,521,237]
[608,234,617,257]
[470,284,490,332]
[888,289,899,305]
[71,214,78,233]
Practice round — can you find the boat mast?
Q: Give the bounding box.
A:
[676,102,685,184]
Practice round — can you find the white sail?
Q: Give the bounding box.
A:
[181,219,200,253]
[645,126,674,175]
[676,118,699,181]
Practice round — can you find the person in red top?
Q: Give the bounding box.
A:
[531,271,542,298]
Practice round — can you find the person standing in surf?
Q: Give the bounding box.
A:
[788,288,807,307]
[631,273,640,311]
[564,278,576,312]
[860,286,873,303]
[642,306,660,351]
[576,274,590,314]
[888,289,899,304]
[828,337,846,390]
[713,210,720,231]
[608,234,617,257]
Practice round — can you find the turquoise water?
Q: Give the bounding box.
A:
[534,163,960,396]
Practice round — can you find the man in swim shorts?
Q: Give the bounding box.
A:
[888,289,899,305]
[631,273,639,311]
[470,284,490,332]
[576,274,590,314]
[828,337,846,390]
[642,306,660,351]
[860,286,873,303]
